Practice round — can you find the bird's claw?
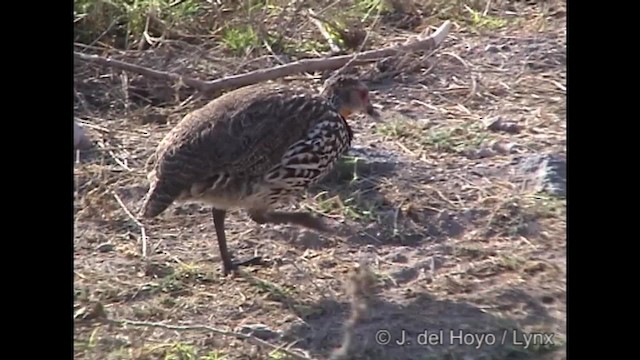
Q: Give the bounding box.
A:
[222,256,265,276]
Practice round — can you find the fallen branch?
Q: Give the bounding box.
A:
[110,318,313,360]
[74,21,452,95]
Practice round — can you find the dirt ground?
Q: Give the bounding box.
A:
[74,1,566,359]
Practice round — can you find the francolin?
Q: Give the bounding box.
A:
[140,75,380,275]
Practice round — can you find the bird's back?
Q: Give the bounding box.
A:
[140,82,349,218]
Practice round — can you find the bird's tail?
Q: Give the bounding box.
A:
[139,179,179,218]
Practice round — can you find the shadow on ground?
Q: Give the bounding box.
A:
[280,292,564,360]
[302,144,466,250]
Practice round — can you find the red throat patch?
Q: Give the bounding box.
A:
[339,109,352,118]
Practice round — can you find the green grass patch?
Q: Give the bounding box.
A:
[484,194,565,238]
[354,0,393,20]
[74,0,201,48]
[287,39,331,54]
[222,26,260,54]
[129,342,225,360]
[244,274,298,302]
[375,117,489,154]
[267,350,290,359]
[307,189,383,222]
[526,194,566,219]
[466,6,508,30]
[419,0,510,30]
[74,326,101,352]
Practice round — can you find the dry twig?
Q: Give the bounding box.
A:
[327,3,384,81]
[74,21,452,95]
[308,9,342,53]
[112,192,148,258]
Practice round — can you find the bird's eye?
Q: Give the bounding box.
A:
[358,89,369,101]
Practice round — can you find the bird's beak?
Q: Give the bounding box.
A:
[366,103,381,119]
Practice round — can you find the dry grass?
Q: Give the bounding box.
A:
[74,0,566,359]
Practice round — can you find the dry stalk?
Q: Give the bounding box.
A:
[96,141,131,171]
[308,9,342,53]
[331,27,377,80]
[330,263,378,360]
[74,21,452,95]
[112,192,148,258]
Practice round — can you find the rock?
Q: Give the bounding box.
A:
[484,44,511,53]
[465,147,497,159]
[513,153,566,197]
[96,243,115,253]
[295,230,325,249]
[237,324,282,341]
[386,253,408,264]
[491,140,518,154]
[485,117,522,134]
[391,267,419,284]
[466,141,518,159]
[74,302,106,321]
[74,122,93,150]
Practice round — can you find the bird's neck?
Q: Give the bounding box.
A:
[327,94,355,143]
[326,93,351,119]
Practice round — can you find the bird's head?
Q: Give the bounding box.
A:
[321,75,380,120]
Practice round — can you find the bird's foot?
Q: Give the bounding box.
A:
[222,255,266,276]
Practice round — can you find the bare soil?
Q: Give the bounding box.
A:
[74,1,566,359]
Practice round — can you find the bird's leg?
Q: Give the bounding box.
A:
[211,208,264,275]
[211,208,233,274]
[249,210,333,233]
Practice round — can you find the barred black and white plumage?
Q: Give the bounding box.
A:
[140,75,380,276]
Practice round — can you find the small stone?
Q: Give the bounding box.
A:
[391,267,419,284]
[74,122,93,150]
[237,324,282,341]
[491,140,518,154]
[514,153,566,198]
[485,117,522,134]
[387,253,408,264]
[484,45,501,53]
[296,230,324,249]
[484,44,511,53]
[96,243,115,253]
[541,295,555,304]
[465,147,497,159]
[74,302,106,321]
[476,148,498,158]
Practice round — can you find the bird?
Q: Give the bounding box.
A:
[139,74,380,276]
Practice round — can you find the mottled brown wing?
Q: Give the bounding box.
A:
[140,86,336,218]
